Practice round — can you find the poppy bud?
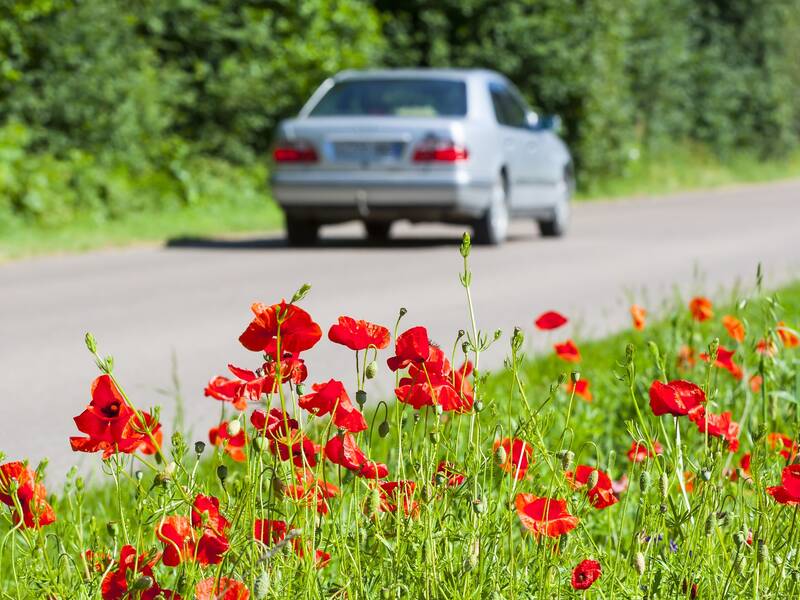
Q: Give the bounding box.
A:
[195,441,206,455]
[659,473,669,498]
[130,576,153,592]
[733,531,745,547]
[587,469,600,490]
[290,283,312,304]
[422,482,433,502]
[271,476,285,495]
[474,401,484,413]
[429,431,440,444]
[296,383,306,395]
[227,419,242,437]
[570,371,581,383]
[378,421,390,438]
[365,360,378,379]
[659,503,667,514]
[757,540,768,564]
[716,511,730,527]
[634,552,646,575]
[356,390,367,408]
[462,341,470,355]
[413,412,421,423]
[704,513,715,536]
[460,232,471,258]
[84,332,97,354]
[556,449,574,471]
[495,445,508,467]
[699,469,711,481]
[472,498,486,514]
[434,473,446,486]
[639,471,651,493]
[464,539,480,571]
[368,487,382,518]
[106,521,118,537]
[253,437,268,452]
[254,570,270,599]
[216,464,228,485]
[511,326,524,351]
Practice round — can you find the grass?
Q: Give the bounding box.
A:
[1,239,799,598]
[2,143,799,262]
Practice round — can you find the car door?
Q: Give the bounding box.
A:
[488,81,535,209]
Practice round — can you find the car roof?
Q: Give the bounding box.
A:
[333,68,505,84]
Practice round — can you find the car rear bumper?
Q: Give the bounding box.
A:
[271,171,492,223]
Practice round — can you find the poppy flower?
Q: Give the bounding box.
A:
[722,315,746,343]
[630,305,646,331]
[515,494,579,537]
[209,421,247,462]
[192,494,229,537]
[566,465,618,509]
[239,301,321,355]
[700,346,743,379]
[374,480,418,516]
[767,433,798,462]
[534,310,568,330]
[648,380,706,417]
[494,438,533,480]
[571,559,602,590]
[565,379,592,402]
[626,440,663,463]
[756,338,777,357]
[250,408,299,440]
[386,326,430,371]
[554,339,581,362]
[324,432,389,479]
[196,577,249,600]
[688,407,740,450]
[101,545,177,600]
[434,461,466,487]
[299,380,367,432]
[749,374,763,393]
[254,519,288,546]
[777,322,799,348]
[270,433,321,469]
[395,347,473,413]
[689,297,713,322]
[157,498,230,567]
[70,375,162,458]
[328,316,390,351]
[767,464,800,505]
[0,462,55,529]
[85,549,113,573]
[284,470,339,515]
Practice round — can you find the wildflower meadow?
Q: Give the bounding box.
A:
[1,234,799,599]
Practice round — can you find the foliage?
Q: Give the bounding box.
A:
[1,240,800,598]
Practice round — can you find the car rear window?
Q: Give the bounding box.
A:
[309,79,468,117]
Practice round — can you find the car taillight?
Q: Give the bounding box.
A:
[412,139,469,162]
[273,140,318,163]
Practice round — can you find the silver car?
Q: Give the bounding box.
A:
[271,69,573,246]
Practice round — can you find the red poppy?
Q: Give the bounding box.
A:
[565,379,592,402]
[209,421,247,462]
[85,549,113,573]
[630,305,646,331]
[767,433,799,462]
[515,494,579,537]
[566,465,618,509]
[395,347,473,413]
[626,440,663,463]
[374,480,418,516]
[270,433,321,469]
[386,326,430,371]
[534,311,568,330]
[239,301,321,355]
[158,496,230,567]
[767,464,800,505]
[254,519,288,546]
[571,559,602,590]
[688,407,740,450]
[700,346,743,379]
[328,316,390,351]
[284,470,339,515]
[250,408,299,440]
[195,577,249,600]
[494,438,533,480]
[299,380,367,432]
[70,375,161,458]
[648,380,706,417]
[0,462,55,529]
[192,494,229,537]
[434,461,466,487]
[749,374,763,393]
[756,338,777,357]
[722,315,746,343]
[554,339,581,362]
[777,322,799,348]
[689,297,713,322]
[101,545,178,600]
[206,357,308,409]
[324,432,389,479]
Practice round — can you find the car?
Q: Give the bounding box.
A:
[270,68,574,246]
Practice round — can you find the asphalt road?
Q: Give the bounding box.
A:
[2,179,800,484]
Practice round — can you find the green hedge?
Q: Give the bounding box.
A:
[1,0,799,226]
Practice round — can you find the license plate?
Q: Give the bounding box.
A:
[334,141,405,163]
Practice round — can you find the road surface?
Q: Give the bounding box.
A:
[2,179,800,484]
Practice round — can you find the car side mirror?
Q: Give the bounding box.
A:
[525,111,540,129]
[536,114,562,133]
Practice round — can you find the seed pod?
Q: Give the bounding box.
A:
[365,360,378,380]
[462,341,470,355]
[474,400,484,413]
[194,441,206,455]
[570,371,581,383]
[634,552,646,576]
[254,570,270,599]
[700,469,711,481]
[587,469,600,490]
[660,473,669,498]
[557,450,575,471]
[130,576,153,592]
[216,464,228,485]
[399,307,407,318]
[640,471,651,493]
[495,445,508,467]
[296,383,306,396]
[378,421,390,438]
[227,419,242,437]
[356,390,367,408]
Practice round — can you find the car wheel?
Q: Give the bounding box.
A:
[538,168,572,238]
[285,216,319,246]
[473,176,509,246]
[364,221,392,243]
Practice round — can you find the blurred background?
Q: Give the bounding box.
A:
[1,0,800,258]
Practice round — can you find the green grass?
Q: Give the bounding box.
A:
[2,245,799,598]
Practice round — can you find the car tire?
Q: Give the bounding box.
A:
[364,221,392,243]
[473,175,509,246]
[538,167,572,238]
[285,216,319,246]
